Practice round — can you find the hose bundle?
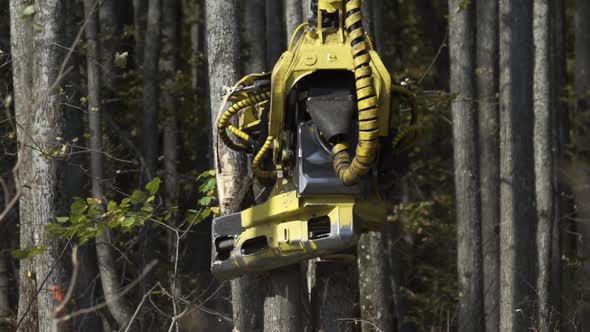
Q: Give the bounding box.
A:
[331,0,380,186]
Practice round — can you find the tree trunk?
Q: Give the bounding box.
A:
[206,1,250,330]
[142,0,161,181]
[284,0,302,42]
[449,1,484,331]
[83,0,136,329]
[533,0,554,330]
[574,0,590,329]
[358,233,392,332]
[264,265,302,332]
[99,0,121,93]
[475,0,500,331]
[265,0,285,69]
[133,0,147,66]
[499,1,536,330]
[233,2,267,331]
[0,251,9,328]
[17,1,71,330]
[311,261,358,332]
[242,0,266,74]
[10,1,36,330]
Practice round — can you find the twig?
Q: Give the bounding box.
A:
[123,283,160,332]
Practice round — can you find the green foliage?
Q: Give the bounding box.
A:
[12,246,47,259]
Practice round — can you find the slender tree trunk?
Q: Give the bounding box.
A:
[533,0,554,330]
[449,1,484,331]
[99,0,121,93]
[499,1,536,330]
[10,1,36,330]
[551,0,570,328]
[265,0,285,69]
[206,1,250,330]
[311,262,358,332]
[142,0,161,181]
[574,0,590,329]
[161,0,180,316]
[356,3,393,330]
[242,0,266,74]
[231,2,267,331]
[133,0,147,66]
[475,0,500,331]
[191,0,200,104]
[83,0,135,329]
[284,0,302,42]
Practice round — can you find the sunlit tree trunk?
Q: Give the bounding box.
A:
[533,0,554,330]
[206,1,250,331]
[284,0,302,42]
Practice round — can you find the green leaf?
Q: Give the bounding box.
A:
[12,246,47,259]
[121,217,136,228]
[56,216,69,223]
[196,169,215,181]
[130,190,147,204]
[21,5,35,17]
[145,177,161,195]
[107,200,118,212]
[198,196,212,206]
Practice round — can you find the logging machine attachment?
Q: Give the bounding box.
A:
[211,0,419,280]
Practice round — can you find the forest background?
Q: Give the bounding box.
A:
[0,0,588,331]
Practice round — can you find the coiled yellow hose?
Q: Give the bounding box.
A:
[332,0,380,186]
[218,91,271,152]
[252,135,276,181]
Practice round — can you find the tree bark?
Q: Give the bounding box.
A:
[533,0,554,330]
[311,261,358,332]
[358,233,392,332]
[83,0,136,330]
[242,0,266,74]
[142,0,161,181]
[206,1,252,330]
[133,0,147,66]
[574,0,590,329]
[99,0,122,93]
[475,0,500,331]
[17,1,72,330]
[499,1,536,330]
[449,1,484,331]
[10,1,36,330]
[264,265,302,332]
[265,0,285,70]
[284,0,302,43]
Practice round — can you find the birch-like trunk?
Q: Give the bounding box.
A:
[475,0,500,330]
[10,1,36,330]
[449,1,484,330]
[533,0,554,330]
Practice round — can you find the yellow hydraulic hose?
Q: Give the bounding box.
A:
[332,0,380,186]
[252,135,276,181]
[218,91,271,152]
